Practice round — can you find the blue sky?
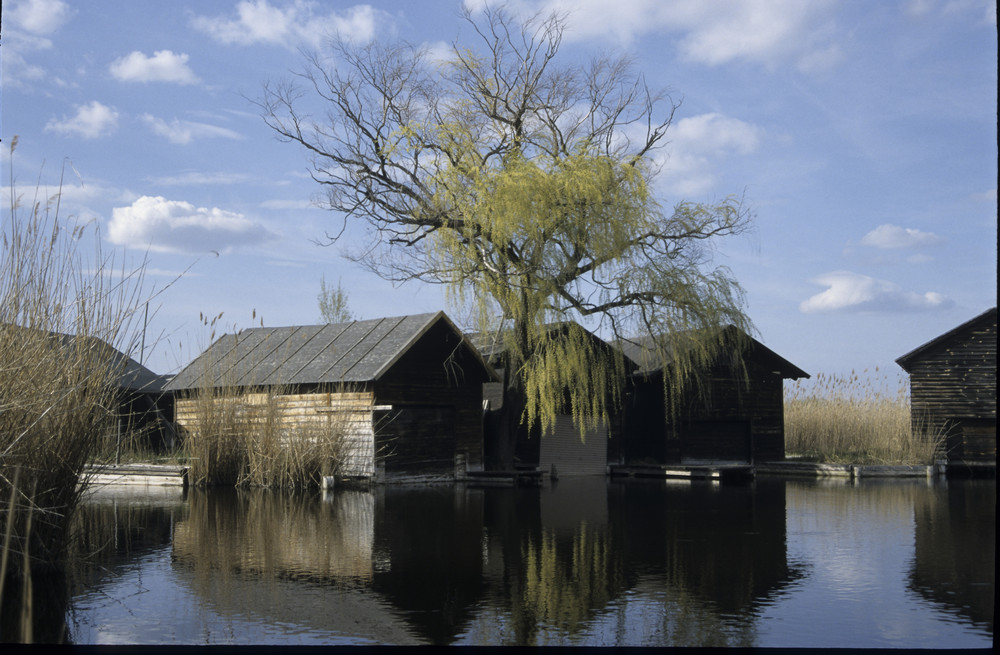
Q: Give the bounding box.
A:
[3,0,996,380]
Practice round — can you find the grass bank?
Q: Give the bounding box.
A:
[784,370,942,465]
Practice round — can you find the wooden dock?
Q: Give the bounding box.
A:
[609,463,755,482]
[84,463,188,487]
[463,469,545,486]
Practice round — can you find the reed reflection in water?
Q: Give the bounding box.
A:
[56,477,994,647]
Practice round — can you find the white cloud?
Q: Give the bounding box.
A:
[656,112,761,196]
[44,101,119,139]
[108,196,278,254]
[6,0,74,34]
[142,115,243,145]
[471,0,841,70]
[190,0,388,49]
[860,224,944,249]
[2,0,74,87]
[800,271,952,313]
[110,50,200,84]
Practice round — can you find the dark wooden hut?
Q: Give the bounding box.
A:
[0,324,175,452]
[469,322,637,476]
[614,326,809,465]
[895,307,996,470]
[164,312,497,481]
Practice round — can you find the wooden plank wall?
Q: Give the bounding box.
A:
[539,415,608,476]
[374,320,488,474]
[174,389,378,476]
[676,365,786,463]
[907,318,997,462]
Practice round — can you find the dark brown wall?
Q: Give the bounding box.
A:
[375,320,489,474]
[906,316,997,462]
[621,359,787,464]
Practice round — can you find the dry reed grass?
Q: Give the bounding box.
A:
[182,380,353,489]
[784,368,943,465]
[1,138,153,641]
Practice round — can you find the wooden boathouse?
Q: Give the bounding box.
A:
[469,322,637,477]
[1,324,175,452]
[613,326,809,468]
[165,312,497,481]
[895,307,996,472]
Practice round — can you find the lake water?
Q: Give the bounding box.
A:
[48,475,995,646]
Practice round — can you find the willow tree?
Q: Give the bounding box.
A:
[259,7,754,460]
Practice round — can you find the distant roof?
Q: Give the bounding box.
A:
[0,323,165,393]
[165,311,495,391]
[617,325,810,380]
[895,307,997,372]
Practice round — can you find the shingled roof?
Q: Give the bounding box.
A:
[617,325,809,379]
[165,311,495,391]
[0,323,166,393]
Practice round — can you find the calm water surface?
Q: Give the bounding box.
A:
[57,476,993,647]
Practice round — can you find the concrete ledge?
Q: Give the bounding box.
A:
[755,461,854,477]
[757,461,938,479]
[853,465,934,478]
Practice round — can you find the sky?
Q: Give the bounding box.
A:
[2,0,996,382]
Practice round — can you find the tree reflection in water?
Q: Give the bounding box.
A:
[51,477,994,647]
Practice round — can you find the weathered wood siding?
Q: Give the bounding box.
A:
[905,315,996,463]
[175,389,379,476]
[374,319,487,475]
[621,362,787,464]
[538,415,608,476]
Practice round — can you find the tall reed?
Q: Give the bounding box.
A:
[1,139,151,639]
[182,380,354,489]
[784,368,943,464]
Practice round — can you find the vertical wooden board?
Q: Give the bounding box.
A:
[539,415,608,477]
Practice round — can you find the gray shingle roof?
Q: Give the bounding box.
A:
[165,311,491,390]
[617,326,809,379]
[1,323,166,393]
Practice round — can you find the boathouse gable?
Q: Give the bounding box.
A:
[895,307,997,468]
[616,326,809,466]
[164,311,497,480]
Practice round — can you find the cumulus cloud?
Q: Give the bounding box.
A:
[3,0,74,87]
[108,196,278,254]
[467,0,841,70]
[142,115,243,145]
[190,0,388,49]
[656,112,761,196]
[800,271,952,313]
[6,0,74,34]
[110,50,200,84]
[44,101,119,139]
[860,224,944,249]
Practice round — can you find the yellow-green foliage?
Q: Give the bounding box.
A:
[420,139,753,433]
[260,8,755,437]
[784,369,943,465]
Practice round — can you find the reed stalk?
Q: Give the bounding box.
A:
[784,368,943,465]
[182,376,353,489]
[1,138,152,641]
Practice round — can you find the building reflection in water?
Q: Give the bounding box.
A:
[909,479,995,632]
[64,478,799,645]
